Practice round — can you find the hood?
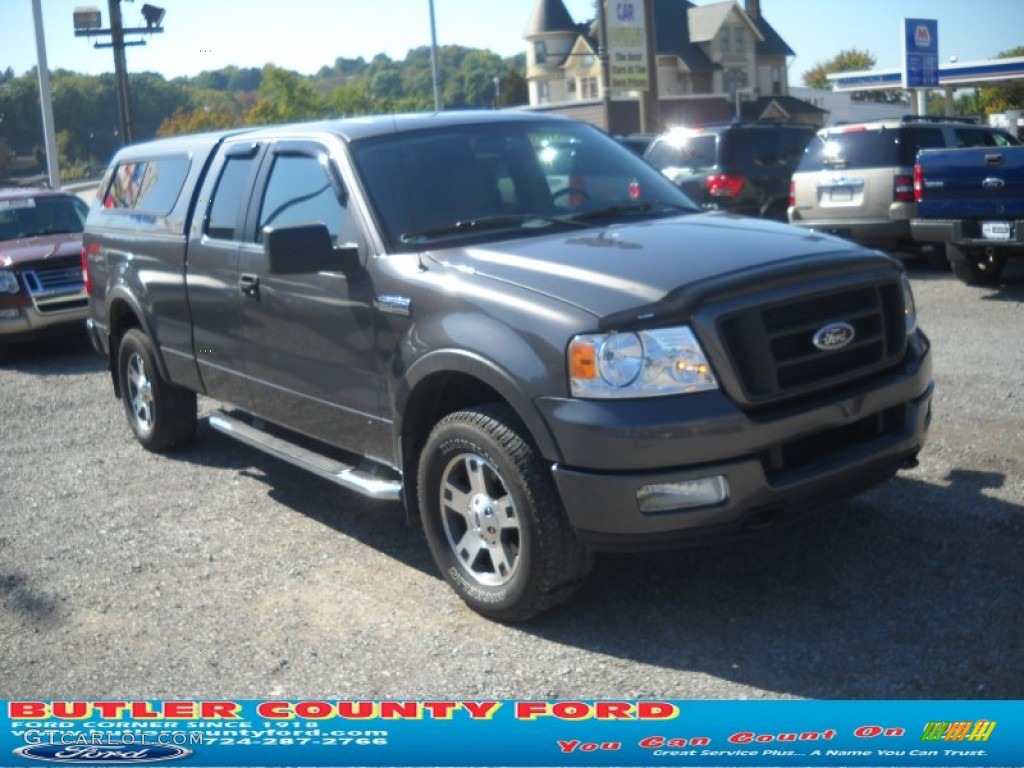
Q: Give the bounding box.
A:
[426,212,892,321]
[0,234,82,268]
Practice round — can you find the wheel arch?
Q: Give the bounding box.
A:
[396,350,563,525]
[104,288,163,398]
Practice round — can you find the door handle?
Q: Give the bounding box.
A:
[239,273,260,297]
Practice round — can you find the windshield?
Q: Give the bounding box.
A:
[350,119,699,251]
[0,194,89,241]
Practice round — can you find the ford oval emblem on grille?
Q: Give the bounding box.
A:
[813,322,856,351]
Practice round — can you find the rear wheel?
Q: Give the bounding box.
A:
[117,328,197,451]
[948,244,1007,286]
[418,404,592,622]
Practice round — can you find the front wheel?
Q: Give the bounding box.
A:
[117,328,197,451]
[948,244,1007,286]
[418,405,592,622]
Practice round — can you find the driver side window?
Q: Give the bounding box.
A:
[258,154,344,242]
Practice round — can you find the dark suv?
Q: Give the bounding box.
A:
[643,122,816,220]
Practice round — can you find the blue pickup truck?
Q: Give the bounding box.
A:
[912,145,1024,285]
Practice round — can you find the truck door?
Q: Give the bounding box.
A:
[185,141,263,405]
[235,140,391,463]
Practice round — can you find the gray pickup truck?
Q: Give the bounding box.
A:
[84,111,933,621]
[912,144,1024,285]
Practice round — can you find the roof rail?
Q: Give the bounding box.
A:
[899,114,978,125]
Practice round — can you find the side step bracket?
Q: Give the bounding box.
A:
[208,411,403,502]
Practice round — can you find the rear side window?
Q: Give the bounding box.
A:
[206,157,255,240]
[103,155,190,214]
[953,127,1019,148]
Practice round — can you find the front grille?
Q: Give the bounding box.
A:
[720,281,906,405]
[22,257,86,313]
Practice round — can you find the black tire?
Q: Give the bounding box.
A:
[417,404,592,622]
[117,328,197,451]
[948,244,1006,286]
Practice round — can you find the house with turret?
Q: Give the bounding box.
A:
[524,0,824,132]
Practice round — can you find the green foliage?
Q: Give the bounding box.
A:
[802,48,906,104]
[246,65,327,124]
[978,46,1024,116]
[802,48,876,89]
[0,45,528,182]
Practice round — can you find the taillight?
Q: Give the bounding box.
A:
[894,173,915,203]
[789,181,796,208]
[707,174,745,199]
[82,242,99,296]
[913,164,924,202]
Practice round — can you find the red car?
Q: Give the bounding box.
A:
[0,187,90,352]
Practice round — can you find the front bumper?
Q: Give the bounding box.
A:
[0,301,89,344]
[538,335,932,549]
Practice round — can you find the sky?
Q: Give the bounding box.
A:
[1,0,1022,84]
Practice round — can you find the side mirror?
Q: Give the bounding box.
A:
[263,223,359,275]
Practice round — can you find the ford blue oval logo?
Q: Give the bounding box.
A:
[13,745,191,764]
[813,322,856,351]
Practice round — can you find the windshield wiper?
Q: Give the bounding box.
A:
[400,214,588,243]
[566,200,697,222]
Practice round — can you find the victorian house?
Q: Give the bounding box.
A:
[524,0,824,132]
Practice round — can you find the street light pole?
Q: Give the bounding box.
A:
[31,0,61,188]
[429,0,443,112]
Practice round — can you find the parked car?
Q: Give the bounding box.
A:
[788,116,1019,253]
[0,188,90,353]
[643,122,816,220]
[84,112,932,621]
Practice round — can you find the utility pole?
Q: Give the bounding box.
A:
[73,1,165,148]
[108,0,133,145]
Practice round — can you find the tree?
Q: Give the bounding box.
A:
[156,105,238,137]
[802,48,906,104]
[246,65,327,124]
[979,46,1024,116]
[802,49,875,89]
[500,67,529,106]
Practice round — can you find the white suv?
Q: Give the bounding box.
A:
[788,117,1018,253]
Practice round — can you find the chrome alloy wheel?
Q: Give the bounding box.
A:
[125,351,155,434]
[439,452,521,587]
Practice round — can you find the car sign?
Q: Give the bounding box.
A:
[813,322,856,351]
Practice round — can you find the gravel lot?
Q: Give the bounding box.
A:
[1,259,1021,700]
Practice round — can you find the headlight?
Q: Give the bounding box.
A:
[901,272,917,336]
[0,270,20,295]
[569,325,718,399]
